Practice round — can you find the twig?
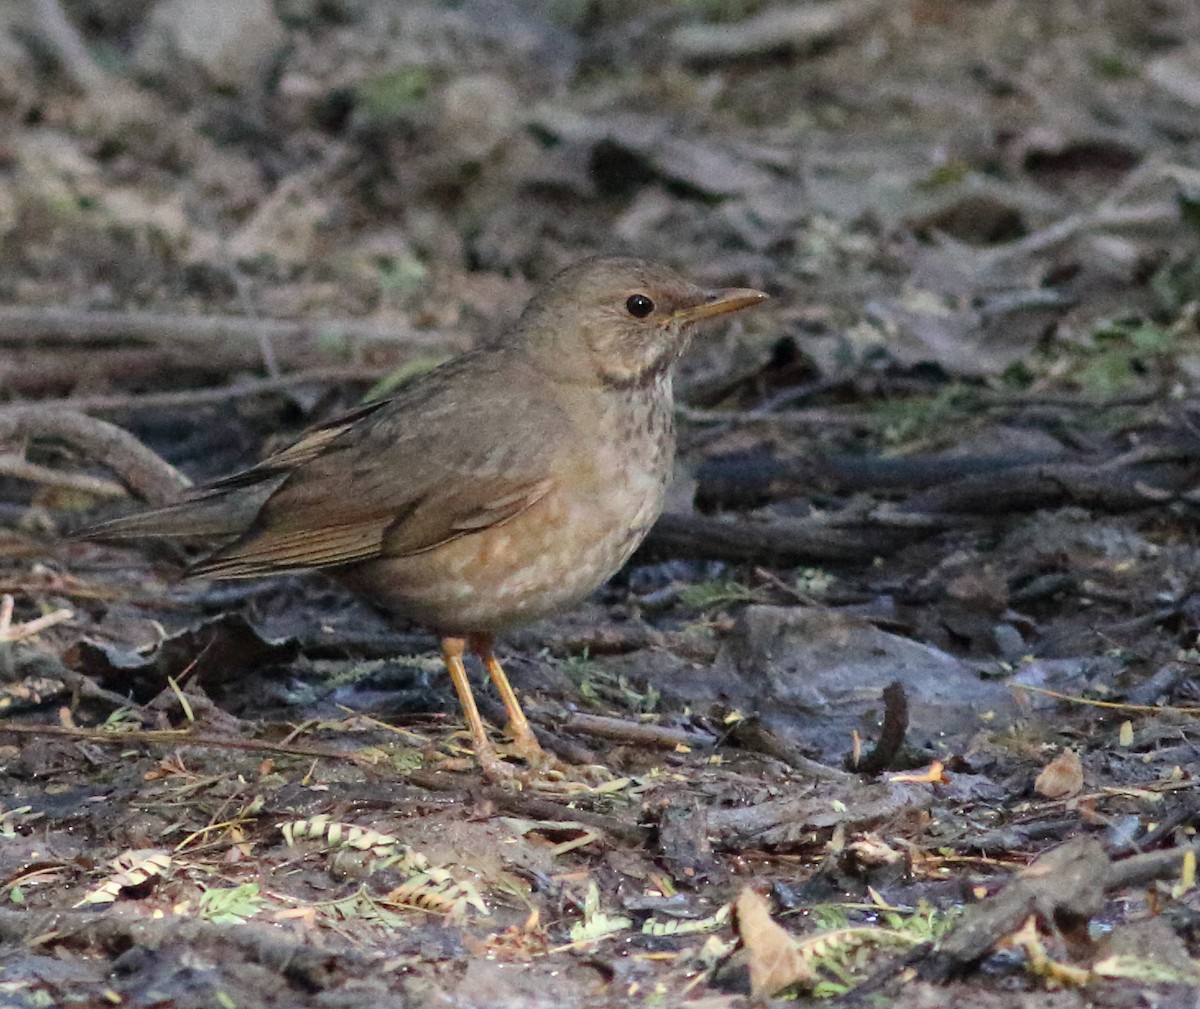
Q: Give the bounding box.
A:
[31,0,111,93]
[0,601,73,643]
[979,202,1176,268]
[670,0,884,60]
[46,366,388,415]
[554,711,715,750]
[0,454,127,499]
[693,450,1066,512]
[836,836,1200,1003]
[0,306,464,357]
[678,405,859,428]
[0,406,190,505]
[891,458,1193,515]
[849,681,908,774]
[643,511,938,566]
[1012,683,1200,715]
[705,782,928,849]
[406,769,651,846]
[0,721,368,763]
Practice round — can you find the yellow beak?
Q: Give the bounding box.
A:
[672,287,770,325]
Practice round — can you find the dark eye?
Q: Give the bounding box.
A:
[625,294,655,318]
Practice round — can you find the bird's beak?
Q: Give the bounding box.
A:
[672,287,770,325]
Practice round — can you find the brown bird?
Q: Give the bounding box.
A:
[84,257,768,780]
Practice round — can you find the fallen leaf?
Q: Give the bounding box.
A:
[734,887,811,999]
[1034,748,1083,799]
[889,760,949,784]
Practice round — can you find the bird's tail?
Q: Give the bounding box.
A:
[76,482,279,542]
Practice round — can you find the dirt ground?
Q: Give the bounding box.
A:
[1,1,1199,1007]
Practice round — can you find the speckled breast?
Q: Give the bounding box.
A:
[341,377,677,635]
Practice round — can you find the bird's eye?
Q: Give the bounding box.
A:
[625,294,655,318]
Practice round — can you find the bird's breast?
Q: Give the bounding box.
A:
[341,378,676,634]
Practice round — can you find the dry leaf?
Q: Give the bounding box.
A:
[1034,748,1083,799]
[734,887,811,999]
[889,760,949,784]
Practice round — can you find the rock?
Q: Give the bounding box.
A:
[661,605,1016,761]
[135,0,286,91]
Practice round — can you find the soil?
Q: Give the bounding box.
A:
[1,2,1199,1007]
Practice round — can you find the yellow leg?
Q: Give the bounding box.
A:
[441,637,512,781]
[469,633,546,763]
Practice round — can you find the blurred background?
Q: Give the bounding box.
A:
[2,0,1199,409]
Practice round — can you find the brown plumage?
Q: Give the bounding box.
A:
[85,256,768,779]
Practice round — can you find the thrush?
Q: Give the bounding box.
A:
[83,256,768,780]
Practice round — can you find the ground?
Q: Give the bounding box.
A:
[1,1,1199,1007]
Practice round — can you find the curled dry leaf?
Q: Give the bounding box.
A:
[734,887,812,1000]
[1034,748,1084,799]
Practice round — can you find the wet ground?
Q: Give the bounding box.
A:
[1,1,1199,1006]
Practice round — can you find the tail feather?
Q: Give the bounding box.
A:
[76,479,283,542]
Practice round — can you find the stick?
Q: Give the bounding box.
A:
[47,367,389,415]
[0,406,191,505]
[643,511,938,566]
[0,306,464,356]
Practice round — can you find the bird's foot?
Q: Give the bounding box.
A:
[503,723,551,766]
[435,723,613,788]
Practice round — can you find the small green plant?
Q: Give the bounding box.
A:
[569,881,632,943]
[375,253,428,299]
[197,883,265,925]
[562,654,660,713]
[795,568,834,597]
[1067,320,1177,396]
[280,817,488,921]
[866,385,981,447]
[796,901,957,998]
[678,578,764,611]
[354,67,430,127]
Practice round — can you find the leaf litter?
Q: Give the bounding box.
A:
[0,1,1199,1008]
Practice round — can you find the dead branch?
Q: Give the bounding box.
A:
[0,347,220,398]
[694,451,1065,512]
[722,717,858,781]
[848,681,908,773]
[839,836,1200,1002]
[0,455,126,499]
[0,721,367,763]
[554,711,716,750]
[980,202,1178,269]
[31,0,111,93]
[916,836,1109,981]
[706,781,928,849]
[670,0,884,61]
[0,907,381,979]
[667,450,1199,566]
[46,366,388,415]
[0,306,465,363]
[643,511,941,567]
[894,458,1194,515]
[0,406,190,505]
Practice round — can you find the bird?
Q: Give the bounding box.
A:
[82,256,769,780]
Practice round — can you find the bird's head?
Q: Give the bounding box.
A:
[511,256,768,387]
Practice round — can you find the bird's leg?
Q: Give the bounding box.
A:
[441,636,513,781]
[468,633,547,763]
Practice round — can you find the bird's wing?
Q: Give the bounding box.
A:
[189,354,565,578]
